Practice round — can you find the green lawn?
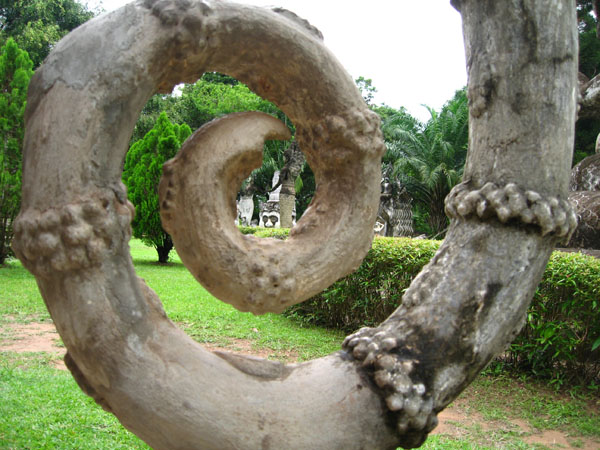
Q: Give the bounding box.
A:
[1,240,598,449]
[1,240,346,449]
[1,353,149,449]
[0,239,345,360]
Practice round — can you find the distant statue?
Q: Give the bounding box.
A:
[259,170,296,228]
[375,176,414,237]
[236,194,254,226]
[567,147,600,249]
[279,142,305,228]
[258,200,280,228]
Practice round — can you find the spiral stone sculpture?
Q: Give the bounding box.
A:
[13,0,578,448]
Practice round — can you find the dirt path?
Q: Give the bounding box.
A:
[1,319,598,449]
[1,320,67,370]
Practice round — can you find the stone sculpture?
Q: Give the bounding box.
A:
[236,194,253,226]
[568,191,600,249]
[11,0,578,448]
[258,199,281,228]
[255,171,280,228]
[570,154,600,192]
[376,177,414,237]
[279,141,305,228]
[567,151,600,249]
[257,169,297,228]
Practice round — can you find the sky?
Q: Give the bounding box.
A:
[87,0,467,122]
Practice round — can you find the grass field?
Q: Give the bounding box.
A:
[1,240,599,449]
[1,240,345,360]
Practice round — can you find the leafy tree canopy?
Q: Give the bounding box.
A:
[383,88,469,237]
[574,1,600,165]
[123,112,192,263]
[355,76,377,106]
[0,0,95,68]
[577,0,600,78]
[131,73,300,221]
[175,74,284,130]
[0,38,33,264]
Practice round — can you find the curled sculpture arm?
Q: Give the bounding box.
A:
[12,0,578,449]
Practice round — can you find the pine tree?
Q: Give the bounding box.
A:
[0,38,33,264]
[123,112,191,263]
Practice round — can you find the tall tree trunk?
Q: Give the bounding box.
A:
[279,142,304,228]
[278,190,295,228]
[0,217,9,265]
[427,203,449,237]
[156,235,173,264]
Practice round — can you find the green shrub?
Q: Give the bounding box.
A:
[506,251,600,387]
[285,237,439,330]
[283,236,600,387]
[238,225,259,235]
[238,226,289,239]
[234,228,599,385]
[252,228,290,240]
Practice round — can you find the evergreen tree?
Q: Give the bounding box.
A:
[131,73,300,224]
[0,38,33,264]
[129,94,181,145]
[0,0,95,68]
[123,112,191,263]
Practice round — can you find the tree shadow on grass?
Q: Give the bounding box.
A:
[131,259,186,268]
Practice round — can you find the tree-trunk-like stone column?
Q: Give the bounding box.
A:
[279,141,304,228]
[12,0,577,448]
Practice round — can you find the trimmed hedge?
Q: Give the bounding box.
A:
[285,237,440,330]
[509,251,600,386]
[238,226,289,240]
[238,228,600,385]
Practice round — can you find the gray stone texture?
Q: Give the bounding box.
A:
[12,0,578,448]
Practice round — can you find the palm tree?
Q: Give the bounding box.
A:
[387,89,469,237]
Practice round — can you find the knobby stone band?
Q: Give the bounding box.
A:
[12,188,134,276]
[343,328,438,439]
[445,181,578,239]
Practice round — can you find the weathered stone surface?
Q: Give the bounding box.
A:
[160,109,377,314]
[568,191,600,249]
[11,0,578,449]
[567,152,600,249]
[375,177,414,237]
[570,154,600,191]
[445,181,577,238]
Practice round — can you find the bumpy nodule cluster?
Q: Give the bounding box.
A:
[298,109,386,165]
[144,0,211,30]
[445,181,578,239]
[142,0,217,91]
[12,190,134,276]
[343,327,438,448]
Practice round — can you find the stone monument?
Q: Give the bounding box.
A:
[375,177,414,237]
[236,194,254,226]
[258,170,296,228]
[10,1,579,448]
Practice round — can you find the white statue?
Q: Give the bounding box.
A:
[258,200,280,228]
[236,194,254,226]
